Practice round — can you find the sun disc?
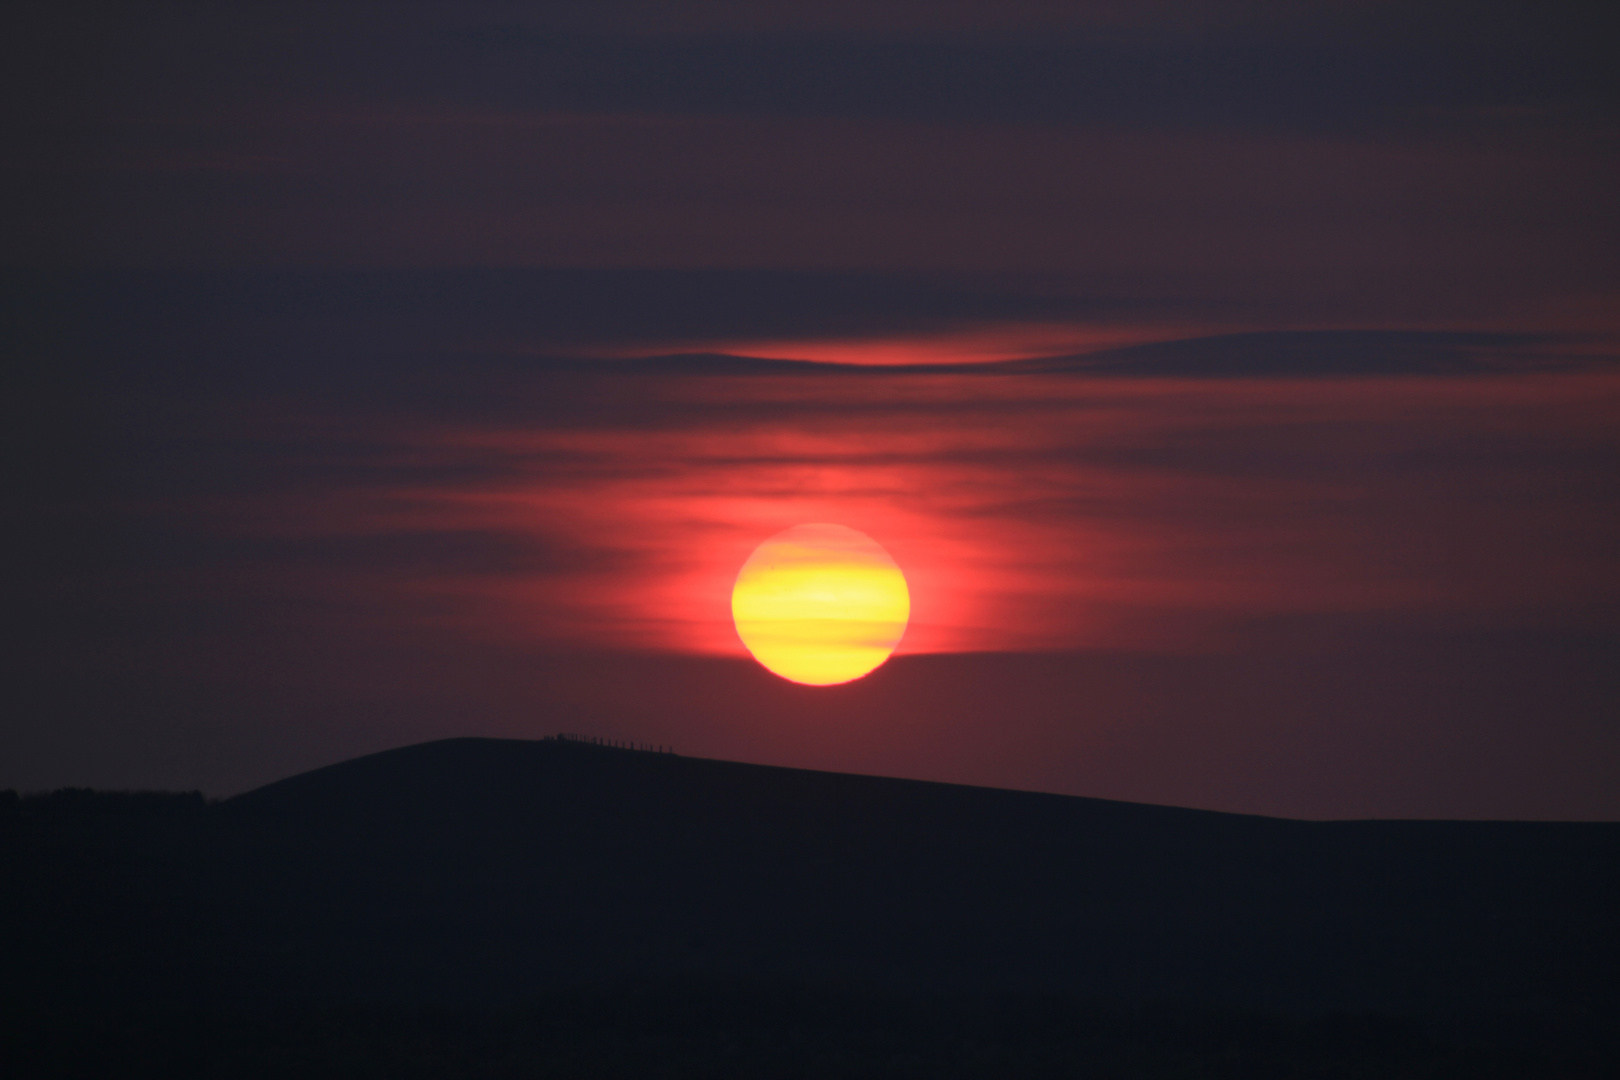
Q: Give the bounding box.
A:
[732,524,910,685]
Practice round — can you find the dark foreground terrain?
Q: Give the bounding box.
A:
[5,737,1619,1076]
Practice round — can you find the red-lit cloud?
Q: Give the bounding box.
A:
[213,368,1620,667]
[586,322,1210,366]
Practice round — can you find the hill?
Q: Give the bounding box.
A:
[8,735,1616,1016]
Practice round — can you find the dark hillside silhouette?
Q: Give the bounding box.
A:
[8,738,1616,1007]
[5,738,1619,1074]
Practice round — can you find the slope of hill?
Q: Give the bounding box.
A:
[8,736,1616,1018]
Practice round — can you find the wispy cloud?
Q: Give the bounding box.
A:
[145,359,1618,661]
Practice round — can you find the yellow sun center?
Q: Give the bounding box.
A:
[731,523,910,686]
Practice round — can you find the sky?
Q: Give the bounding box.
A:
[7,1,1619,818]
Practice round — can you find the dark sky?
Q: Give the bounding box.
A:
[7,1,1619,818]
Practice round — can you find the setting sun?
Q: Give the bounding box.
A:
[732,524,910,685]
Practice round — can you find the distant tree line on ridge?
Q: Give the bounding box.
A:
[549,733,675,754]
[0,788,209,824]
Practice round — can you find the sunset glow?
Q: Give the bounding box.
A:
[732,524,910,685]
[611,322,1197,367]
[15,0,1620,830]
[274,367,1620,667]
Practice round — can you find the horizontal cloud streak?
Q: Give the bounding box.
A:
[71,360,1615,663]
